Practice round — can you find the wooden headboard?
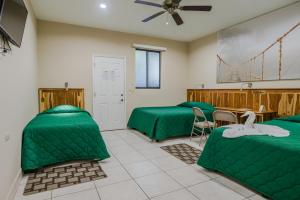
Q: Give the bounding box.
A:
[38,88,85,112]
[187,89,300,116]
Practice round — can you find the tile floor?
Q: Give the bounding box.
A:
[15,129,268,200]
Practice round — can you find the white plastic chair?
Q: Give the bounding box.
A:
[190,107,214,144]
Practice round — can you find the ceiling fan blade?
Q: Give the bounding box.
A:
[180,6,212,11]
[172,12,183,25]
[135,0,162,8]
[142,11,166,22]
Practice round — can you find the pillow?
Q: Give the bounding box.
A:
[41,105,85,114]
[276,114,300,123]
[177,101,215,111]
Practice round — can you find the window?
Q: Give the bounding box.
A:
[135,49,161,89]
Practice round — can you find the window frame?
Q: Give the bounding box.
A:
[135,48,161,89]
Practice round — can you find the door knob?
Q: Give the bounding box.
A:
[121,99,124,102]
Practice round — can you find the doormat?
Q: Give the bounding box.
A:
[161,143,202,164]
[24,161,107,195]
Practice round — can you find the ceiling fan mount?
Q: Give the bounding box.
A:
[135,0,212,25]
[163,0,179,11]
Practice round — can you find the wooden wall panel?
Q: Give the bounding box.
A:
[38,88,85,112]
[187,89,300,116]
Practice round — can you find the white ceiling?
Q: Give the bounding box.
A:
[30,0,299,42]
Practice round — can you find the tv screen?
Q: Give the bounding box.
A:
[0,0,28,47]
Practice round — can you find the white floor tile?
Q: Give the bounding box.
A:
[98,156,121,168]
[188,181,244,200]
[112,129,133,136]
[135,172,182,198]
[213,176,255,198]
[131,142,158,151]
[109,145,136,155]
[131,132,151,142]
[166,166,210,187]
[122,135,147,144]
[16,129,263,200]
[182,138,205,149]
[139,148,170,160]
[52,182,95,197]
[98,180,148,200]
[106,139,128,148]
[94,166,131,187]
[14,186,51,200]
[119,132,142,138]
[102,133,120,142]
[115,152,147,165]
[124,161,162,178]
[151,189,198,200]
[192,165,221,179]
[188,137,207,149]
[52,189,99,200]
[114,131,131,138]
[151,156,187,171]
[14,194,51,200]
[127,133,150,141]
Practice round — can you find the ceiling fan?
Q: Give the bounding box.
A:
[135,0,212,26]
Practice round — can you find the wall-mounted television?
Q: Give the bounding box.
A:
[0,0,28,47]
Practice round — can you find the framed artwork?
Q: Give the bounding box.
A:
[217,2,300,83]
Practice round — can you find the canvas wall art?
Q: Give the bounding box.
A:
[217,2,300,83]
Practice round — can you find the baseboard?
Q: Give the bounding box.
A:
[6,168,22,200]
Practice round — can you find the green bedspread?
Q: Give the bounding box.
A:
[198,116,300,200]
[127,102,214,141]
[22,105,110,172]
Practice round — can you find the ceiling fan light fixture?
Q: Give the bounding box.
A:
[99,3,107,9]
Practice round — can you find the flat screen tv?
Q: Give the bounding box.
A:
[0,0,28,47]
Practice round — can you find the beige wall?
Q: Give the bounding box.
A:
[0,1,38,199]
[37,21,188,120]
[37,20,300,122]
[188,33,300,89]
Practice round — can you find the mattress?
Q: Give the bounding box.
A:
[198,115,300,200]
[21,105,110,172]
[127,102,215,141]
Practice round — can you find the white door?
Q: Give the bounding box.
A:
[93,56,126,131]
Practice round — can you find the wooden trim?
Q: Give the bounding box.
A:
[188,88,300,91]
[187,88,300,116]
[38,88,85,113]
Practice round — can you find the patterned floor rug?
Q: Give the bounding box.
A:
[161,143,202,164]
[24,161,107,195]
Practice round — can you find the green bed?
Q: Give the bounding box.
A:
[22,105,110,172]
[127,102,215,141]
[198,115,300,200]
